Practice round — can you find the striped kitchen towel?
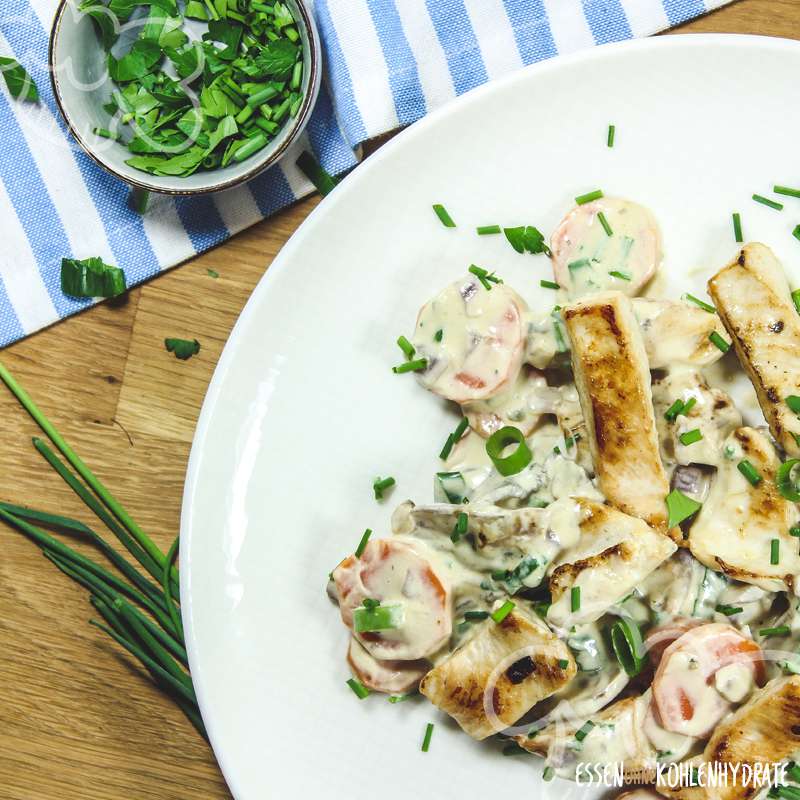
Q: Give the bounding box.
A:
[0,0,732,347]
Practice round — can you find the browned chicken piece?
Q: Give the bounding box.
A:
[656,676,800,800]
[562,291,675,537]
[688,427,800,593]
[708,243,800,457]
[514,694,656,781]
[419,604,575,740]
[547,499,676,628]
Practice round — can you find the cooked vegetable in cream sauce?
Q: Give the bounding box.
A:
[327,197,800,793]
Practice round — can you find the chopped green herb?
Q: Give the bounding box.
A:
[164,338,200,360]
[388,693,413,703]
[568,258,590,271]
[392,358,427,374]
[608,270,631,281]
[732,212,743,243]
[485,426,532,476]
[752,194,784,211]
[774,186,800,198]
[353,602,402,633]
[607,124,615,148]
[575,720,595,742]
[709,331,730,353]
[760,624,790,637]
[611,617,644,676]
[543,766,555,781]
[794,225,800,244]
[664,399,685,423]
[451,511,468,543]
[397,335,415,360]
[207,268,220,278]
[355,528,371,558]
[421,722,434,752]
[439,417,469,461]
[597,211,613,236]
[791,526,800,537]
[738,459,762,487]
[665,489,702,528]
[61,256,127,299]
[716,604,743,616]
[94,127,119,141]
[434,329,443,342]
[540,279,560,290]
[491,600,515,624]
[503,226,550,256]
[476,224,501,235]
[296,151,338,196]
[0,57,39,102]
[682,397,697,415]
[464,610,489,621]
[771,538,780,565]
[468,264,503,290]
[679,429,703,446]
[793,289,800,314]
[557,658,569,669]
[432,204,455,228]
[373,476,396,500]
[346,678,370,699]
[570,586,581,612]
[575,189,603,205]
[683,293,716,314]
[777,459,800,502]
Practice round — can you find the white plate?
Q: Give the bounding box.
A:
[181,35,800,799]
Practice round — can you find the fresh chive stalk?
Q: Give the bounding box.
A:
[683,293,716,314]
[575,189,603,205]
[732,212,743,243]
[752,194,784,211]
[432,204,456,228]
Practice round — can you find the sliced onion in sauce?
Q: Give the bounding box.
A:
[485,426,532,476]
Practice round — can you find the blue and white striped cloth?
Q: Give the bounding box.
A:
[0,0,731,347]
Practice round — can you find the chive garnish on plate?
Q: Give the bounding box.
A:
[737,459,762,486]
[770,538,780,565]
[679,429,703,446]
[570,586,580,612]
[439,417,469,461]
[774,186,800,198]
[760,625,790,637]
[397,335,415,360]
[597,210,613,236]
[575,189,603,205]
[575,720,595,742]
[540,279,560,290]
[469,264,503,290]
[450,511,468,543]
[421,722,435,752]
[476,224,501,235]
[732,212,743,243]
[752,194,784,211]
[432,204,456,227]
[373,476,396,500]
[716,604,743,616]
[392,358,427,374]
[709,331,730,353]
[346,678,370,700]
[607,124,615,148]
[609,270,631,281]
[683,293,716,313]
[354,528,372,558]
[491,600,515,624]
[793,225,800,244]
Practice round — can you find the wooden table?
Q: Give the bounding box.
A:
[0,2,796,796]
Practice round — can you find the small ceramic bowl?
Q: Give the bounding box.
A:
[49,0,321,195]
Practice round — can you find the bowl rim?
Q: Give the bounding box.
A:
[48,0,322,196]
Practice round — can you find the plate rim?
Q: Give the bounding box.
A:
[179,32,800,798]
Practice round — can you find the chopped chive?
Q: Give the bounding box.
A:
[557,658,569,669]
[451,511,468,543]
[463,610,489,621]
[610,617,645,676]
[454,417,469,440]
[664,399,685,422]
[760,624,790,637]
[737,459,762,486]
[373,476,396,500]
[608,270,631,281]
[774,186,800,198]
[665,489,702,528]
[568,258,590,271]
[491,600,515,623]
[597,211,613,236]
[771,538,780,565]
[388,693,413,703]
[93,127,119,141]
[486,426,532,476]
[716,604,743,616]
[468,264,503,290]
[791,526,800,537]
[732,212,743,243]
[794,225,800,243]
[432,204,455,228]
[476,224,501,235]
[397,335,415,360]
[355,528,372,558]
[607,124,615,148]
[792,289,800,314]
[682,397,697,415]
[433,329,444,344]
[575,189,603,205]
[296,152,338,196]
[683,293,716,314]
[540,279,560,290]
[392,358,427,374]
[421,722,434,752]
[346,678,370,699]
[575,720,595,742]
[787,396,800,415]
[570,586,580,612]
[354,603,402,633]
[679,429,703,446]
[543,766,555,781]
[439,433,455,461]
[752,194,784,211]
[709,331,730,353]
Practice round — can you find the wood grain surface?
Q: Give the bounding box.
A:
[1,2,797,797]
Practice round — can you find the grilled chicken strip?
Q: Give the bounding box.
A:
[708,243,800,457]
[419,604,575,740]
[656,675,800,800]
[547,500,676,628]
[562,291,674,534]
[688,427,800,593]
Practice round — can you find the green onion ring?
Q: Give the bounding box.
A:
[610,617,644,677]
[777,459,800,502]
[485,426,532,476]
